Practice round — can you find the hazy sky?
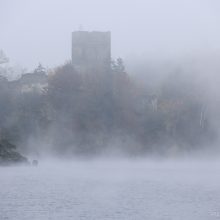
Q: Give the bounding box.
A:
[1,0,220,70]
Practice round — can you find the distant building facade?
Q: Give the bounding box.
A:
[15,64,48,93]
[72,31,111,73]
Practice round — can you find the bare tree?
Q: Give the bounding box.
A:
[0,50,9,64]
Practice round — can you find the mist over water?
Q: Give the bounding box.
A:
[1,159,220,220]
[1,1,220,219]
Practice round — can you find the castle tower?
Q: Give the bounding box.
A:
[72,31,111,73]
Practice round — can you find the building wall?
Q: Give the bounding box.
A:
[72,31,111,73]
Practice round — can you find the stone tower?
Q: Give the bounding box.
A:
[72,31,111,73]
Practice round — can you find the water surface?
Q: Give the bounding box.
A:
[0,159,219,220]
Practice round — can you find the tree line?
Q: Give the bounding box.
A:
[0,57,217,157]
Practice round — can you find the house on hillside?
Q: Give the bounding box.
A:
[15,64,48,93]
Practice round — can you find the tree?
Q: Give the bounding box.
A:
[0,50,9,64]
[34,63,46,74]
[111,58,125,74]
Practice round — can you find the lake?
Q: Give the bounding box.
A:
[0,159,220,220]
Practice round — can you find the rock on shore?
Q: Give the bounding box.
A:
[0,140,28,165]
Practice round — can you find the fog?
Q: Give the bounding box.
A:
[1,1,220,219]
[1,0,220,157]
[1,159,220,219]
[1,0,220,69]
